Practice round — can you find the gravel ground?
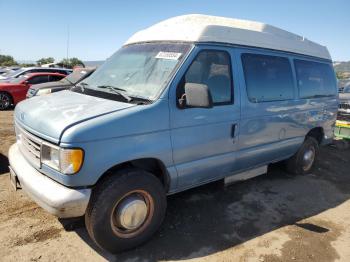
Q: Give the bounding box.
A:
[1,109,350,262]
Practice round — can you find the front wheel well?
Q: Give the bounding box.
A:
[306,127,324,144]
[97,158,171,193]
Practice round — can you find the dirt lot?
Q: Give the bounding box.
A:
[1,110,350,262]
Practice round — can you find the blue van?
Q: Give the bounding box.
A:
[8,15,338,253]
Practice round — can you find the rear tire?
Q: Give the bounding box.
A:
[286,137,319,175]
[0,92,12,110]
[85,168,166,253]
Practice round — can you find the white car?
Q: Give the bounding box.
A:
[0,67,72,81]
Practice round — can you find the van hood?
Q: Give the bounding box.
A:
[15,90,136,143]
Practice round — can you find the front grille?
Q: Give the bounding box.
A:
[15,123,42,168]
[339,103,350,110]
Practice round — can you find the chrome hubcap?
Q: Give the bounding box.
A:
[302,147,315,171]
[0,94,10,110]
[114,195,148,230]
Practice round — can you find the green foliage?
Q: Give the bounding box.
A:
[36,57,55,66]
[20,63,36,67]
[58,57,85,69]
[334,61,350,73]
[336,71,350,80]
[0,54,18,66]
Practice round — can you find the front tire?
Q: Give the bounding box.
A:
[0,92,12,110]
[286,137,319,175]
[85,169,166,253]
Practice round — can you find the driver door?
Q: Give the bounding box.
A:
[169,46,241,189]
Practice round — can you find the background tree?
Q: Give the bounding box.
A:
[36,57,55,66]
[0,54,18,66]
[58,57,85,69]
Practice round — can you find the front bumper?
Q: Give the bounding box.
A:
[8,143,91,218]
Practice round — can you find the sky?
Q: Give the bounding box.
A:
[0,0,349,62]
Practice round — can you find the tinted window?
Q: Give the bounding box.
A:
[242,53,294,102]
[49,75,65,81]
[180,50,233,104]
[294,60,337,98]
[55,69,69,75]
[28,75,49,84]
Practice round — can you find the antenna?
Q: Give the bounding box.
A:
[66,25,70,68]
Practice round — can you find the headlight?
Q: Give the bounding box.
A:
[36,88,52,96]
[41,143,84,175]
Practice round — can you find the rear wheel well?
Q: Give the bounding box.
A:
[98,158,170,193]
[306,127,324,144]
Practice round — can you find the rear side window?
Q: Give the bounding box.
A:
[55,69,69,75]
[49,75,65,81]
[180,50,233,105]
[294,60,336,98]
[242,53,294,102]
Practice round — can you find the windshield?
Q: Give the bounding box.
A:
[7,75,28,83]
[344,86,350,93]
[81,43,192,101]
[3,68,25,78]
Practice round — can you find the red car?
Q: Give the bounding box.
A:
[0,72,66,110]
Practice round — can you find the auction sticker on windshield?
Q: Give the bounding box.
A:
[155,52,182,60]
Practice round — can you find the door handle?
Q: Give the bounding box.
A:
[231,124,237,139]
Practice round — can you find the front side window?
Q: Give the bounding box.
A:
[28,75,49,84]
[242,53,294,102]
[82,43,192,101]
[178,50,233,105]
[294,60,337,98]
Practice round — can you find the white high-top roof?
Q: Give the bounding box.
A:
[125,14,331,60]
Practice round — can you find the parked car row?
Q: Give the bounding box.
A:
[0,66,94,110]
[0,73,66,110]
[26,68,95,98]
[0,66,21,76]
[0,67,72,81]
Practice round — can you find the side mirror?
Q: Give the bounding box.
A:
[23,80,30,85]
[181,83,213,108]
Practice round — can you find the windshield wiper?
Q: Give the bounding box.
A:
[132,95,153,105]
[76,82,89,92]
[97,85,133,102]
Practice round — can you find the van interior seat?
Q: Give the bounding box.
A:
[206,75,231,103]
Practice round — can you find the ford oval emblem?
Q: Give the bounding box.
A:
[20,112,25,121]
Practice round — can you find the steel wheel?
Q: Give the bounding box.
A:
[111,190,154,238]
[302,147,315,171]
[286,136,319,175]
[0,92,11,110]
[85,169,166,253]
